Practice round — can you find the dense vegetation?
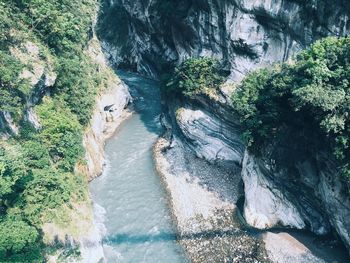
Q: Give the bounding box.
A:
[165,58,227,96]
[0,0,102,261]
[232,36,350,179]
[166,39,350,180]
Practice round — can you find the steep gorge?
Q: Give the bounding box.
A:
[0,1,132,261]
[97,0,350,259]
[1,0,350,261]
[99,0,350,79]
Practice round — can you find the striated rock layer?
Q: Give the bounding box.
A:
[155,88,350,261]
[98,0,350,256]
[172,88,350,254]
[99,0,350,80]
[241,150,350,252]
[153,126,269,262]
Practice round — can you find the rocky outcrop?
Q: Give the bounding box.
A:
[153,131,268,262]
[99,0,350,80]
[82,38,132,181]
[0,41,56,136]
[175,92,350,249]
[242,152,306,231]
[155,91,350,261]
[162,87,350,255]
[98,0,350,256]
[311,155,350,249]
[82,81,131,180]
[176,107,243,165]
[242,150,350,251]
[0,112,19,136]
[170,88,245,168]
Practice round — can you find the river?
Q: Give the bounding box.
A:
[89,71,188,262]
[88,71,349,263]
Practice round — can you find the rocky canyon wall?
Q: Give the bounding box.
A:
[98,0,350,80]
[98,0,350,253]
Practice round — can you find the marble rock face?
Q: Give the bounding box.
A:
[99,0,350,252]
[100,0,350,80]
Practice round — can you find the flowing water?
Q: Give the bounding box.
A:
[88,71,349,263]
[89,71,188,263]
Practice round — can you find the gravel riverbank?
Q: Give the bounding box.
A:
[153,131,348,263]
[153,134,269,263]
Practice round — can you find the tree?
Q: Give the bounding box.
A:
[166,57,227,96]
[36,97,84,172]
[231,36,350,179]
[0,219,38,255]
[0,144,27,202]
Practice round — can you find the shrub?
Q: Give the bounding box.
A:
[0,144,27,202]
[22,141,51,169]
[20,169,75,226]
[0,219,39,255]
[166,58,227,96]
[54,54,100,125]
[0,51,30,121]
[232,36,350,179]
[0,0,100,258]
[36,97,84,172]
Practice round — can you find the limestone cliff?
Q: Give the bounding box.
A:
[82,37,131,181]
[98,0,350,80]
[242,150,350,252]
[164,87,350,257]
[0,41,56,137]
[98,0,350,256]
[75,36,131,263]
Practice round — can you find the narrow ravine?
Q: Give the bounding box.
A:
[89,71,188,262]
[87,71,349,263]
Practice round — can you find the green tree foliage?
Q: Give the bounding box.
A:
[166,58,227,96]
[0,0,100,127]
[20,169,76,226]
[232,36,350,179]
[36,98,84,172]
[10,0,95,53]
[0,219,39,259]
[0,144,27,203]
[0,219,43,263]
[54,54,100,125]
[0,52,30,121]
[22,141,51,169]
[0,0,97,259]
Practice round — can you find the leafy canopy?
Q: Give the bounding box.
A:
[232,36,350,179]
[166,58,227,96]
[0,0,98,260]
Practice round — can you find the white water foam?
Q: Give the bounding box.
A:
[79,203,107,263]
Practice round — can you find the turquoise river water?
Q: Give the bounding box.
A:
[89,72,188,262]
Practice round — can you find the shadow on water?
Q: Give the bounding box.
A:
[117,70,164,135]
[104,229,243,246]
